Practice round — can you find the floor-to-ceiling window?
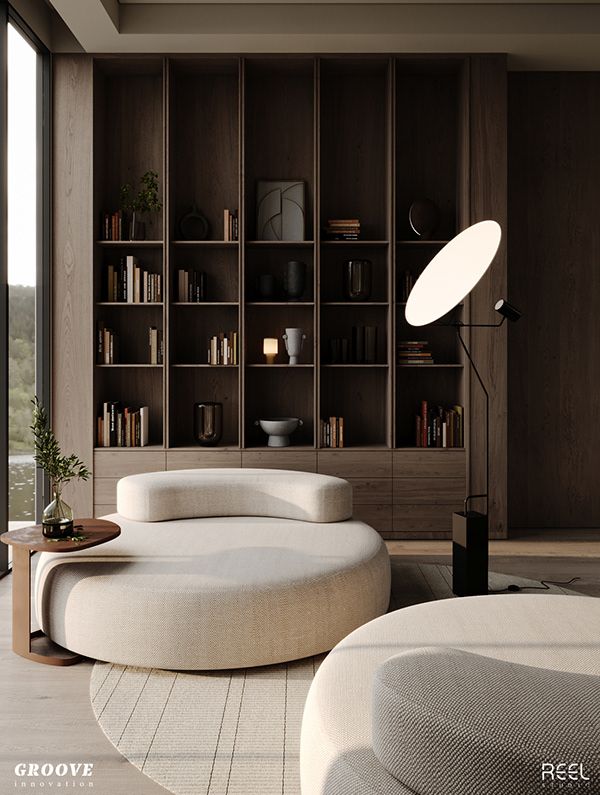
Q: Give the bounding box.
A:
[1,8,49,574]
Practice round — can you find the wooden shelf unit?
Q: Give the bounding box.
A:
[84,54,508,537]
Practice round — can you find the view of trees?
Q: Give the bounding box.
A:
[8,284,35,453]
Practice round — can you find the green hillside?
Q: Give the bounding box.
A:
[8,284,35,453]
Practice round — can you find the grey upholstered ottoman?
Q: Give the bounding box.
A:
[35,469,391,670]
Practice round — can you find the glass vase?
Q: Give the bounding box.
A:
[42,489,73,539]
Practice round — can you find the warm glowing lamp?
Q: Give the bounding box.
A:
[263,338,278,364]
[405,220,521,597]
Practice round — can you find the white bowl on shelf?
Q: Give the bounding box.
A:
[255,417,303,447]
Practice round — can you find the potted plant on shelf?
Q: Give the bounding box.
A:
[30,397,91,539]
[120,170,162,241]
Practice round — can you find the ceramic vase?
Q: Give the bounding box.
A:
[283,328,306,365]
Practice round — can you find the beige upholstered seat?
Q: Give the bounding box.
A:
[300,594,600,795]
[35,469,390,670]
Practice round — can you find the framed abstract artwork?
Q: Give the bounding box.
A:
[256,180,305,241]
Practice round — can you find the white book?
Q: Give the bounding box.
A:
[126,255,137,303]
[140,406,149,447]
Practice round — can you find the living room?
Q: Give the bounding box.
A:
[1,1,600,794]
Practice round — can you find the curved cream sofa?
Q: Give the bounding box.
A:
[35,468,391,670]
[300,594,600,795]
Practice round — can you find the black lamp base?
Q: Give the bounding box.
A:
[452,510,489,596]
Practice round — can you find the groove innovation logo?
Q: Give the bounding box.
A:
[13,762,94,788]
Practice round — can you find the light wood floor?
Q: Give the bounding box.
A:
[1,533,599,795]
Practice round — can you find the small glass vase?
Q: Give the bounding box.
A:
[42,489,73,539]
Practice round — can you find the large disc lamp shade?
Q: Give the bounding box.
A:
[405,221,502,326]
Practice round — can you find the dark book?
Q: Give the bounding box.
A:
[352,325,365,363]
[364,326,377,364]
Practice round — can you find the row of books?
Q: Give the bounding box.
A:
[208,332,238,365]
[399,269,414,303]
[148,327,163,364]
[320,417,345,448]
[416,401,464,448]
[324,218,360,240]
[96,323,163,364]
[398,340,434,366]
[97,402,149,447]
[223,209,239,242]
[177,269,206,302]
[102,211,123,241]
[329,325,378,364]
[106,257,162,303]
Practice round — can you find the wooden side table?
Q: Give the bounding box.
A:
[1,518,120,666]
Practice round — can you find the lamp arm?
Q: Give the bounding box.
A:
[455,325,489,516]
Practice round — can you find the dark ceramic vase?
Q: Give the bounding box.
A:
[193,402,223,446]
[343,260,372,300]
[284,261,306,301]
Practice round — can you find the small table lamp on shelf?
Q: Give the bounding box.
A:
[263,338,278,364]
[405,220,522,597]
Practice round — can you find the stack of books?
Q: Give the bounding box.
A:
[324,219,360,240]
[148,327,163,365]
[97,323,117,364]
[398,341,433,365]
[102,211,123,241]
[97,402,149,447]
[320,417,344,448]
[223,209,239,242]
[177,269,206,302]
[106,257,162,303]
[415,401,463,448]
[208,331,238,366]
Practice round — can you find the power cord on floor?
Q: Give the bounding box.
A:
[489,577,581,594]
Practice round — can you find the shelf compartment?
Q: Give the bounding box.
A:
[171,225,239,303]
[170,365,239,448]
[94,59,165,242]
[171,304,238,366]
[320,244,388,303]
[244,58,315,242]
[95,366,164,447]
[396,62,460,242]
[320,58,389,241]
[245,243,314,303]
[245,366,314,448]
[96,245,164,304]
[95,305,163,365]
[245,304,314,366]
[320,366,389,448]
[395,367,465,448]
[320,305,388,365]
[170,58,239,243]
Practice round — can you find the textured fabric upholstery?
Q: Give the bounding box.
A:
[35,513,390,670]
[117,468,352,523]
[372,647,600,795]
[300,595,600,795]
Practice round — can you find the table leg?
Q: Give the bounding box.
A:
[11,546,82,666]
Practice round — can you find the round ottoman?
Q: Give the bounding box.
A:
[34,469,390,670]
[300,594,600,795]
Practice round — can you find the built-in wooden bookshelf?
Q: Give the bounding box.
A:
[73,54,508,536]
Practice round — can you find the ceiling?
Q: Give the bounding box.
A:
[46,0,600,69]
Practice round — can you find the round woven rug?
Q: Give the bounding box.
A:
[90,563,583,795]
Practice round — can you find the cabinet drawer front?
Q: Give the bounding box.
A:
[318,451,392,478]
[94,450,166,478]
[241,451,316,472]
[392,450,466,478]
[393,504,463,533]
[94,478,119,505]
[166,451,242,470]
[347,478,393,505]
[353,504,393,534]
[393,478,466,504]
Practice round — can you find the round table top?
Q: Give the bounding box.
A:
[1,518,120,553]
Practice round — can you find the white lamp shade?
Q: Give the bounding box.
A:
[405,220,502,327]
[263,338,278,355]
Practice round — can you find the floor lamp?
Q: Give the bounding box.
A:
[405,221,521,596]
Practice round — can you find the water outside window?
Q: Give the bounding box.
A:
[7,23,38,529]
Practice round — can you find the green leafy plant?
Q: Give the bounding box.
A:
[120,170,162,215]
[30,397,90,491]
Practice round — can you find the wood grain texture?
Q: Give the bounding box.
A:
[94,449,166,478]
[393,477,465,504]
[353,503,393,534]
[53,56,94,517]
[241,450,317,472]
[346,477,393,505]
[393,503,463,533]
[317,450,392,478]
[166,450,242,469]
[392,449,465,478]
[468,55,508,539]
[508,73,600,530]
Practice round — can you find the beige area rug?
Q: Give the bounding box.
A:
[90,562,580,795]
